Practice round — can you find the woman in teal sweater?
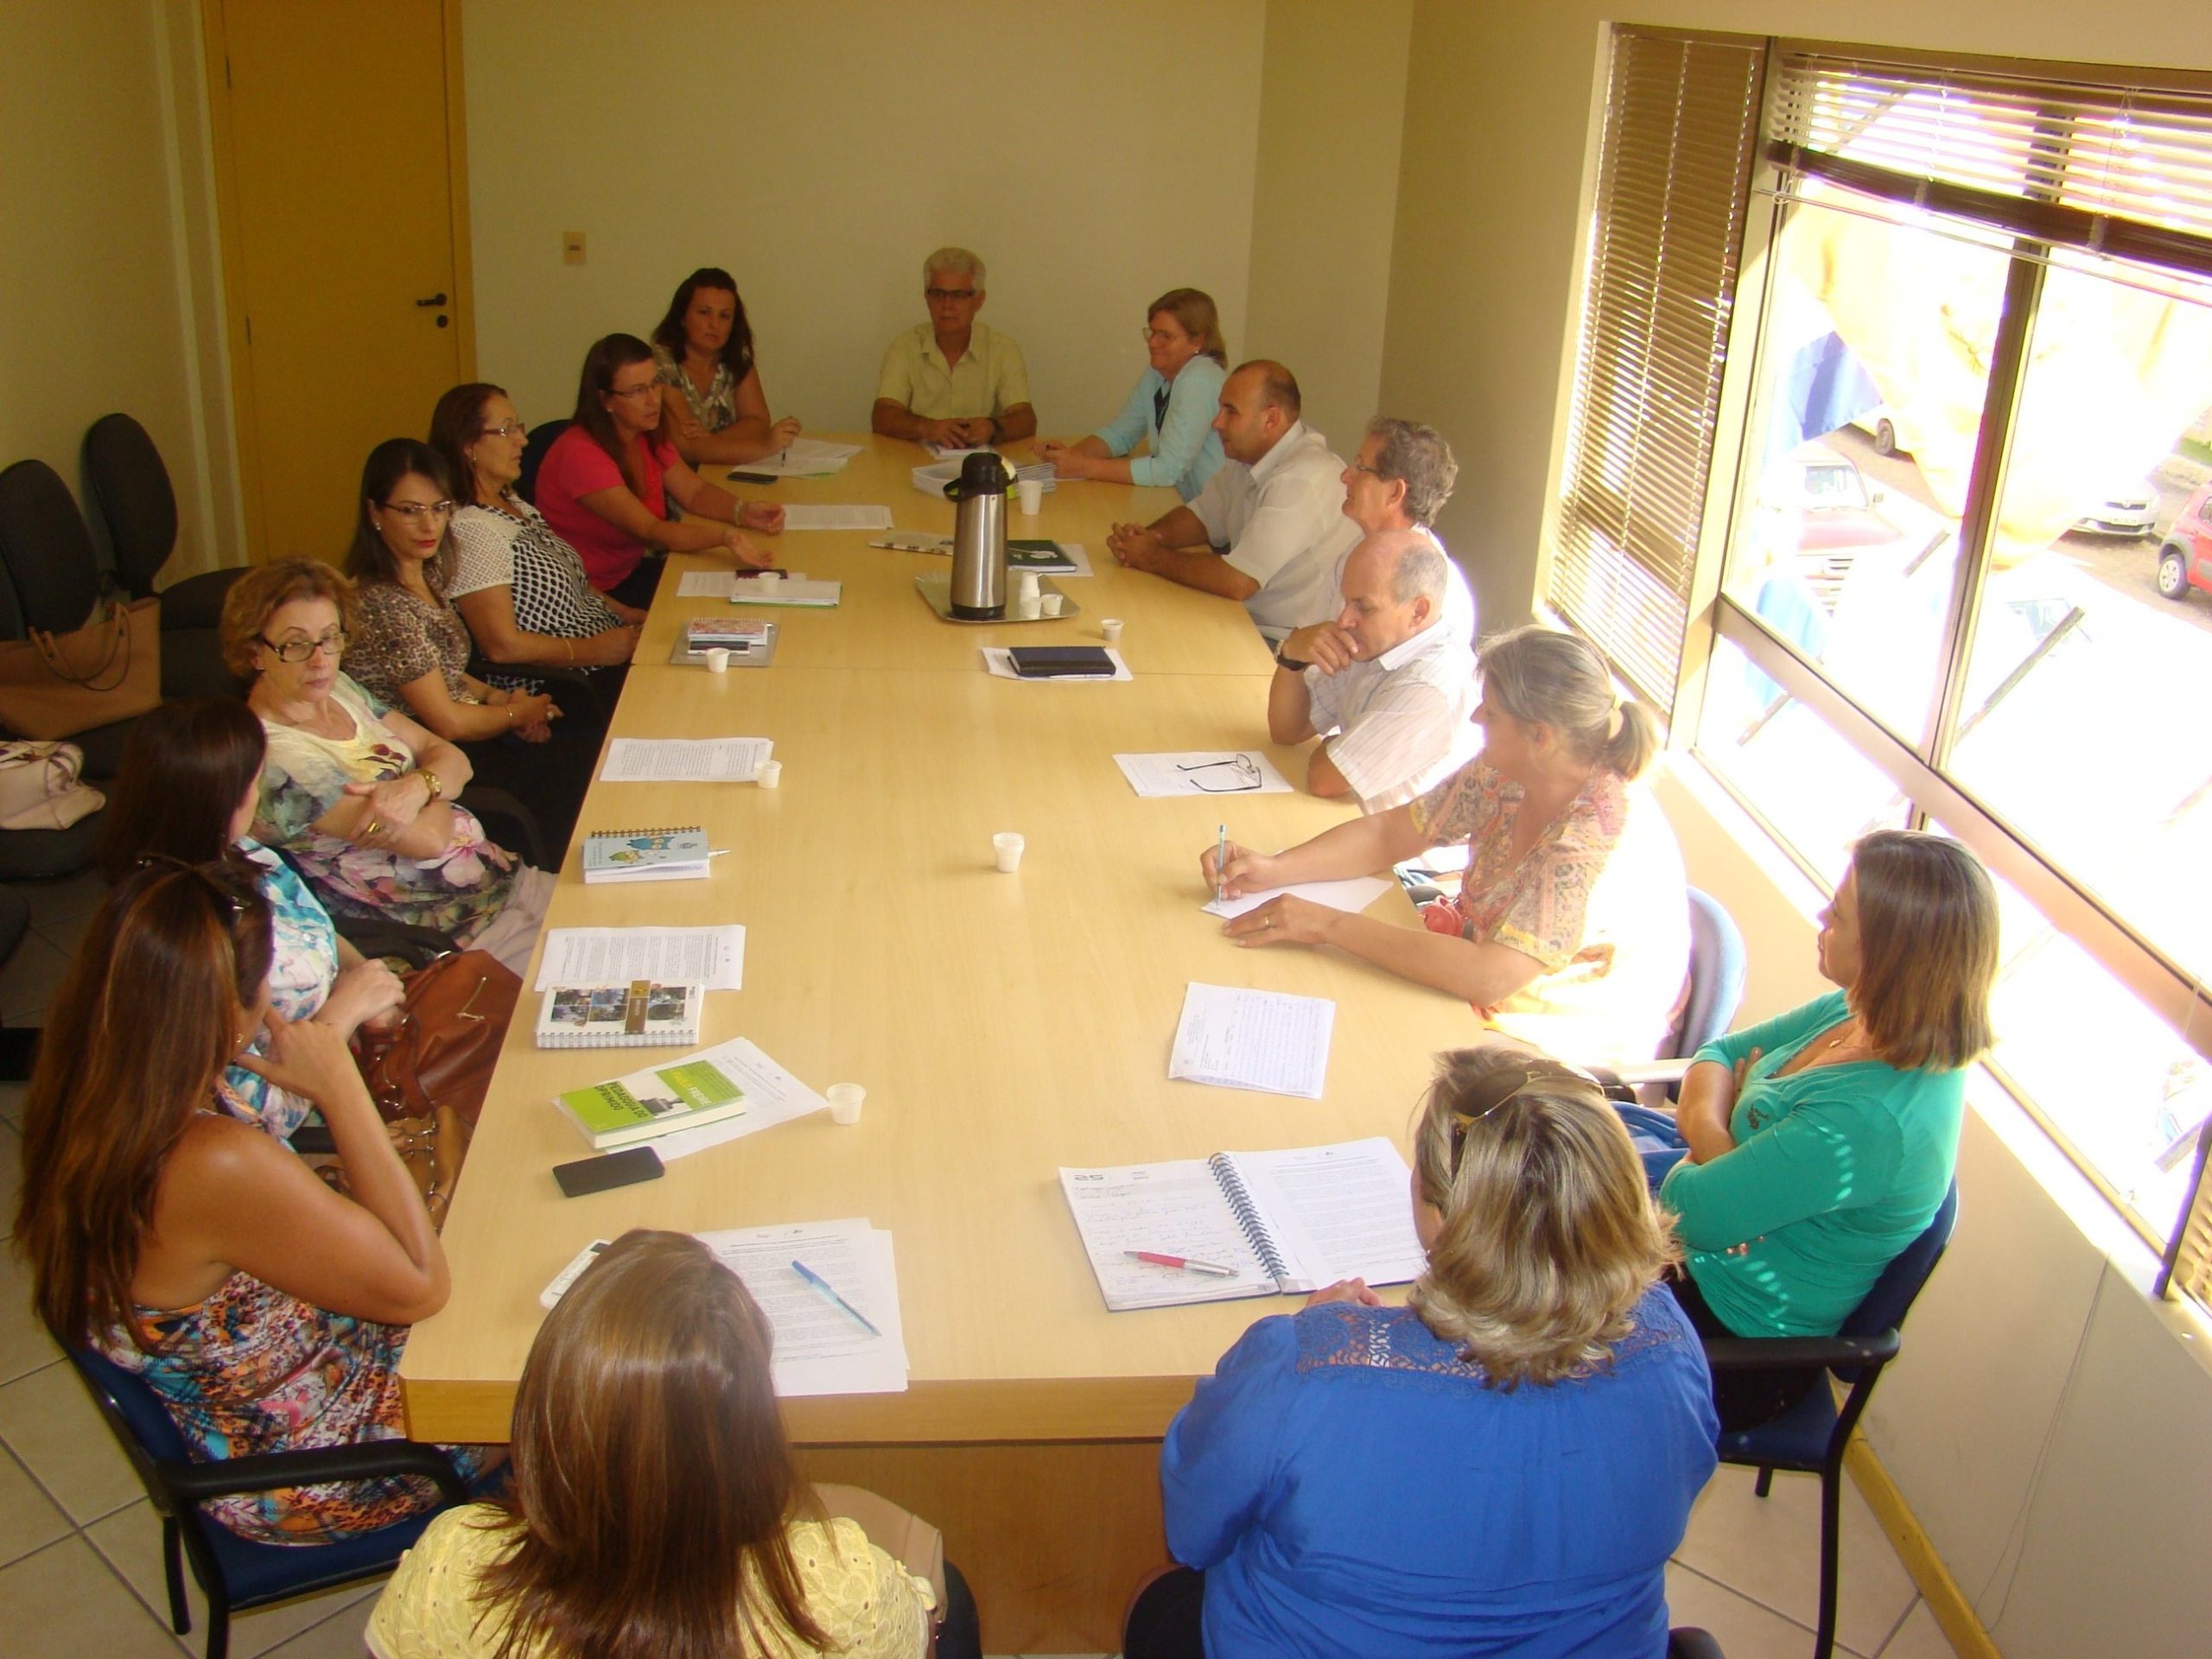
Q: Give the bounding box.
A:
[1658,830,1998,1428]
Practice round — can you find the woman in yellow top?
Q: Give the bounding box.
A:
[368,1230,976,1659]
[1203,625,1690,1063]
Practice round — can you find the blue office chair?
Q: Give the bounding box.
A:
[61,1341,471,1659]
[1667,888,1748,1064]
[1702,1181,1960,1659]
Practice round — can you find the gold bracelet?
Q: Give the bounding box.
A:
[416,768,443,802]
[564,638,575,663]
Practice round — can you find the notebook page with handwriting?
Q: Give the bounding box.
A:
[1224,1137,1427,1291]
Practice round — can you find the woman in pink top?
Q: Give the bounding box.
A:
[534,333,785,610]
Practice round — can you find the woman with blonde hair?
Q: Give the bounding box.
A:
[1204,624,1691,1061]
[369,1229,979,1659]
[1036,288,1228,500]
[1128,1048,1716,1658]
[1655,829,1998,1428]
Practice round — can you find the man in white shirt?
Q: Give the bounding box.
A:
[1104,360,1359,641]
[1338,416,1475,645]
[1268,528,1479,810]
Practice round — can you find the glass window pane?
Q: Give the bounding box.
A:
[1721,191,2011,747]
[1932,823,2206,1245]
[1943,258,2212,989]
[1695,632,1913,874]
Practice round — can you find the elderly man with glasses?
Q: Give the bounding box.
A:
[871,246,1037,448]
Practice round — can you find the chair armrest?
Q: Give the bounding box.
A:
[1700,1330,1900,1371]
[164,1440,469,1505]
[457,784,546,870]
[466,654,607,728]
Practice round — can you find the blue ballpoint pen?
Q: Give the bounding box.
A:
[1216,823,1227,906]
[790,1259,883,1338]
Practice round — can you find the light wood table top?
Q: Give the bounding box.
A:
[399,441,1471,1445]
[654,435,1276,678]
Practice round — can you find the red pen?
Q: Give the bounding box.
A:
[1127,1250,1236,1276]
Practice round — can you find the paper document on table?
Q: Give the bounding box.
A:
[1114,751,1292,798]
[645,1036,833,1160]
[1169,982,1334,1099]
[726,438,859,477]
[677,570,739,597]
[601,737,770,782]
[1202,874,1393,922]
[780,505,893,531]
[982,647,1130,682]
[535,925,744,991]
[694,1217,908,1395]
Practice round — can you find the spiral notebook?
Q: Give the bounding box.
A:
[582,826,712,884]
[537,981,703,1049]
[1057,1137,1425,1311]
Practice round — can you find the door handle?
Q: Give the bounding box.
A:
[414,292,448,308]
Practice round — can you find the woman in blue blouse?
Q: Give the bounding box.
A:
[1035,288,1226,500]
[1654,829,1997,1428]
[96,698,404,1144]
[1128,1047,1717,1659]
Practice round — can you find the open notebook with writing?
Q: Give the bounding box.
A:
[1058,1136,1425,1311]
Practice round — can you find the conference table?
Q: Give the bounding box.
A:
[397,437,1478,1649]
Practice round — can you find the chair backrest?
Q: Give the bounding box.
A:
[62,1341,194,1510]
[1842,1180,1960,1343]
[82,414,179,599]
[518,418,571,506]
[0,460,105,632]
[1663,887,1749,1060]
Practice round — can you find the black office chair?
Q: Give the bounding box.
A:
[1668,1631,1726,1658]
[1703,1182,1960,1659]
[0,885,38,1078]
[0,459,141,778]
[61,1339,470,1659]
[81,414,252,699]
[517,418,571,506]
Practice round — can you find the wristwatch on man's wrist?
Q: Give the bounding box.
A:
[1274,647,1312,673]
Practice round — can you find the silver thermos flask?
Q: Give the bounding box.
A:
[945,452,1008,620]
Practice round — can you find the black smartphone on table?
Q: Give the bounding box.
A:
[552,1145,665,1198]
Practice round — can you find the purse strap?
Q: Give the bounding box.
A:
[29,601,132,691]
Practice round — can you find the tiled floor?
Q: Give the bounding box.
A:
[0,870,1966,1656]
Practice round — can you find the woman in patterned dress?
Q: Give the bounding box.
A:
[222,558,553,976]
[650,265,802,467]
[367,1230,976,1659]
[1201,624,1691,1063]
[1126,1048,1715,1658]
[429,382,642,701]
[14,862,494,1542]
[96,697,404,1145]
[343,438,597,854]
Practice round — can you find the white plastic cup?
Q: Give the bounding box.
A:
[1017,477,1044,514]
[1100,618,1124,644]
[993,831,1025,873]
[757,569,783,588]
[1014,569,1041,603]
[1040,593,1065,617]
[827,1083,866,1126]
[756,759,783,789]
[704,646,730,673]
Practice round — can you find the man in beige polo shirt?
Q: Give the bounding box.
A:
[871,246,1038,448]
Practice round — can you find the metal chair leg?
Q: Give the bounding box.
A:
[203,1597,230,1659]
[161,1514,190,1633]
[1814,1464,1844,1659]
[1754,1465,1775,1497]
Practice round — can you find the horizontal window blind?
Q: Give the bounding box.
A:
[1551,29,1764,709]
[1769,54,2212,282]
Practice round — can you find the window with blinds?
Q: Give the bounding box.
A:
[1548,29,1764,709]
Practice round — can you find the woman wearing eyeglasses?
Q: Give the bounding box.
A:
[535,332,785,610]
[429,383,643,696]
[343,438,594,853]
[14,861,495,1542]
[1203,624,1690,1064]
[1126,1047,1716,1659]
[1035,289,1228,502]
[223,559,552,976]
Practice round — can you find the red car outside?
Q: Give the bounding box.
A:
[2156,482,2212,602]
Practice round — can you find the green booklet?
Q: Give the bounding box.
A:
[1004,539,1075,572]
[555,1051,748,1150]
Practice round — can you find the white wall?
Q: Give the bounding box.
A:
[461,0,1271,443]
[0,0,230,586]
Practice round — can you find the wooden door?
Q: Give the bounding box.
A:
[207,0,473,563]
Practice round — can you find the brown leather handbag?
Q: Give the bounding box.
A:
[0,595,161,739]
[355,948,521,1127]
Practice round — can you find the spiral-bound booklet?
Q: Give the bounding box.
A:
[1057,1137,1425,1311]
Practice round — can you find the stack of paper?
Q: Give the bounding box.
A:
[726,438,860,478]
[601,737,771,782]
[780,505,892,531]
[645,1036,835,1160]
[1169,982,1336,1099]
[728,575,841,607]
[695,1218,910,1396]
[536,925,747,991]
